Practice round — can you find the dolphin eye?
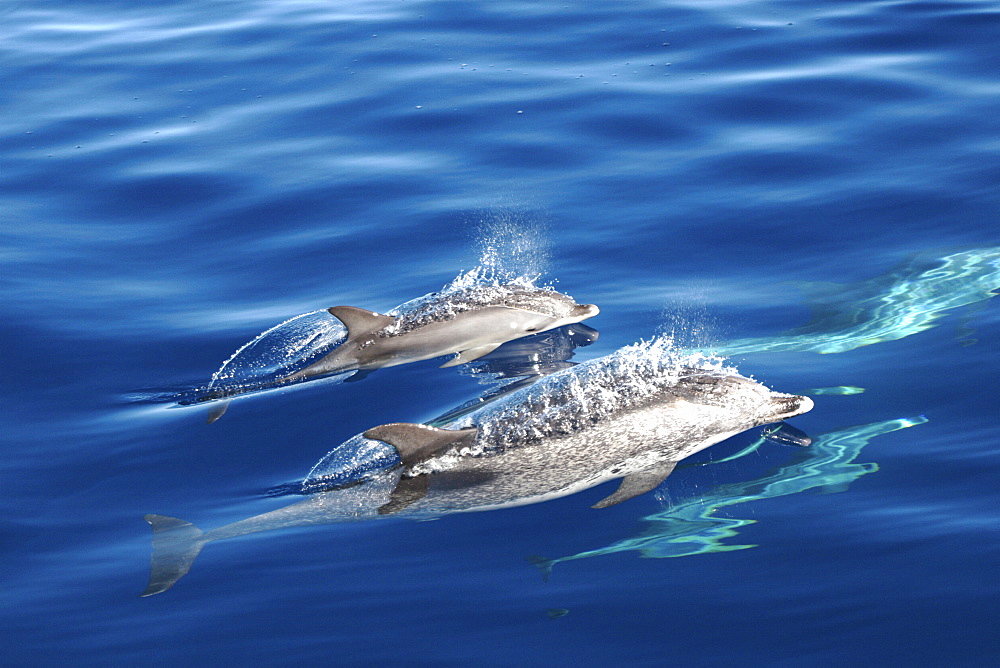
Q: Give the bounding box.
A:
[525,327,538,332]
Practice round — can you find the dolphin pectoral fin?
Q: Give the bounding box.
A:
[343,368,376,384]
[592,461,677,509]
[327,306,396,339]
[439,343,503,368]
[206,400,230,424]
[363,423,479,468]
[378,475,431,515]
[141,514,206,597]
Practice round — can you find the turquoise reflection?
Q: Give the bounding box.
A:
[533,417,927,577]
[807,386,865,395]
[716,248,999,355]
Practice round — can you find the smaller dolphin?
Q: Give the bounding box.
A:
[189,284,598,422]
[281,285,599,382]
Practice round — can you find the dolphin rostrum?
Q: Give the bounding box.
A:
[142,338,812,596]
[280,285,599,382]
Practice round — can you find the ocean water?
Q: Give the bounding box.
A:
[3,0,999,664]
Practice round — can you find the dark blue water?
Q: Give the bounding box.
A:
[3,0,999,664]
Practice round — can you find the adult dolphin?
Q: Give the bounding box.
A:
[142,338,812,596]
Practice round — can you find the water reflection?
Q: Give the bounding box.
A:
[529,416,927,578]
[715,248,999,355]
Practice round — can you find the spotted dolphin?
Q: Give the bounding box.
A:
[281,285,599,382]
[359,341,814,513]
[141,339,811,596]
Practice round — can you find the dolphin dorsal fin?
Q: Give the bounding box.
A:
[327,306,396,339]
[363,423,479,467]
[592,461,677,509]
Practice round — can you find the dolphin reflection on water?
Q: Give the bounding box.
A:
[142,338,812,596]
[528,416,927,577]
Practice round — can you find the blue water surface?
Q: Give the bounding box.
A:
[3,0,999,664]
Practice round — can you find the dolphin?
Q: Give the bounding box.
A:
[190,283,598,422]
[281,285,599,382]
[141,338,812,596]
[359,348,814,513]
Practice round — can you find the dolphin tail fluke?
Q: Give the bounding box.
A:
[140,514,207,597]
[526,555,554,582]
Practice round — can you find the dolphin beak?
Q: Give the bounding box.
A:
[573,304,600,320]
[764,394,814,424]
